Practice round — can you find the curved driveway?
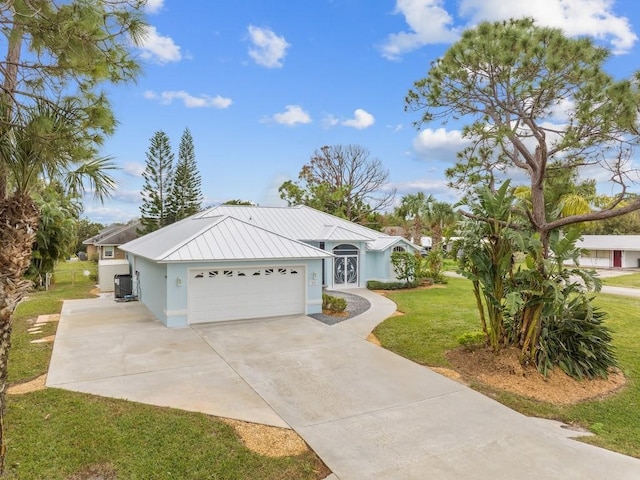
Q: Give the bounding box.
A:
[47,289,640,479]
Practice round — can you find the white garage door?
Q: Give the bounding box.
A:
[188,266,305,324]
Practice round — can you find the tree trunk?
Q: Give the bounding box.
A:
[0,10,23,200]
[0,194,39,472]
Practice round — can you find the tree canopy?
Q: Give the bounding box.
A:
[140,131,174,233]
[168,128,203,222]
[406,17,640,253]
[279,144,395,224]
[405,18,639,377]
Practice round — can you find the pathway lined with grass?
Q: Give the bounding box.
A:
[374,277,640,459]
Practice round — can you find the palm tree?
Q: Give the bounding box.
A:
[424,199,456,248]
[0,101,116,468]
[396,192,432,243]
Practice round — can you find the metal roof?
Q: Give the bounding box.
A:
[120,214,332,262]
[198,205,385,242]
[83,222,141,246]
[577,235,640,251]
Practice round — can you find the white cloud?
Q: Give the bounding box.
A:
[381,0,637,59]
[380,0,459,60]
[412,127,471,161]
[341,109,375,129]
[459,0,637,54]
[322,114,340,128]
[266,105,312,126]
[247,25,290,68]
[144,90,232,109]
[113,189,144,203]
[82,204,138,224]
[145,0,164,14]
[123,162,145,177]
[138,25,181,64]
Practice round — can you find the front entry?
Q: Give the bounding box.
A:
[333,244,359,287]
[613,250,622,268]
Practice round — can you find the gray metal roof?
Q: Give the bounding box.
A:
[120,214,331,262]
[83,222,141,246]
[577,235,640,251]
[198,205,407,246]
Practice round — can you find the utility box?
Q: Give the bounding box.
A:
[114,274,133,299]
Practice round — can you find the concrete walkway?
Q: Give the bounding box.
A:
[47,290,640,479]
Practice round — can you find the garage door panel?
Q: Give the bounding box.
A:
[188,266,305,324]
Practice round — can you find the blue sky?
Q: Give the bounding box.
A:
[86,0,640,224]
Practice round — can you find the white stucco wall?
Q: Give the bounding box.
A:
[98,259,130,292]
[575,249,640,269]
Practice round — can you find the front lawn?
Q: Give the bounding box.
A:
[374,277,640,458]
[6,260,327,480]
[602,272,640,288]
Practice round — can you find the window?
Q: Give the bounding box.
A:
[393,246,405,253]
[208,270,218,277]
[194,272,204,279]
[103,246,114,258]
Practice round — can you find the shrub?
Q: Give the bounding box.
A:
[391,251,418,285]
[322,293,347,313]
[367,280,419,290]
[537,295,617,379]
[458,331,486,350]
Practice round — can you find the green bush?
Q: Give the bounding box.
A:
[322,293,347,313]
[458,331,486,350]
[537,295,618,379]
[367,280,419,290]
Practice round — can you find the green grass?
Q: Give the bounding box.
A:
[602,272,640,288]
[6,260,326,480]
[375,277,640,458]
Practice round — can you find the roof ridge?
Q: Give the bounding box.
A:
[154,215,227,260]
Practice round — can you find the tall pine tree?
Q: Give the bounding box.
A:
[168,127,203,221]
[140,131,174,233]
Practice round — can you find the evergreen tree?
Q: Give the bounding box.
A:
[140,131,174,233]
[168,128,203,222]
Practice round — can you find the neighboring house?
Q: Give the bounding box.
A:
[575,235,640,269]
[83,222,141,292]
[83,222,141,261]
[120,205,418,327]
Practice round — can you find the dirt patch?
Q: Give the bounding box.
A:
[366,333,381,346]
[8,374,47,395]
[30,334,55,344]
[446,347,626,404]
[223,418,309,457]
[67,463,117,480]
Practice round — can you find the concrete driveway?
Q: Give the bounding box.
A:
[47,290,640,479]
